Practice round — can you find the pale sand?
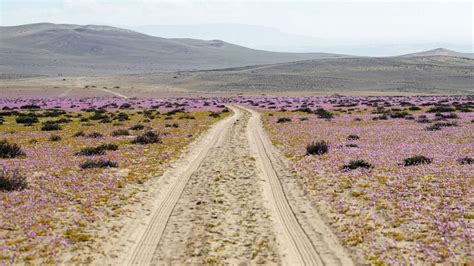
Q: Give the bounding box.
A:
[60,106,353,265]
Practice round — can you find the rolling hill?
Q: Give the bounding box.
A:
[0,23,343,76]
[148,55,474,94]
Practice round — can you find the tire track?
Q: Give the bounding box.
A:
[126,107,241,265]
[244,105,353,266]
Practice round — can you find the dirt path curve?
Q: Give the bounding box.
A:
[97,106,352,265]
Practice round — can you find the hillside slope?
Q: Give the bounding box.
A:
[0,23,342,76]
[149,55,474,94]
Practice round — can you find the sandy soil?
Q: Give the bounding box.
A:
[66,106,352,265]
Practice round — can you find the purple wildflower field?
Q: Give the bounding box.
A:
[234,96,473,264]
[0,97,228,263]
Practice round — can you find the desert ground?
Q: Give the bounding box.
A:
[0,23,472,265]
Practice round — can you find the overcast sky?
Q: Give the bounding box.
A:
[1,0,472,48]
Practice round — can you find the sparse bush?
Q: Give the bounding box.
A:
[129,124,145,130]
[132,131,161,145]
[209,112,221,118]
[86,132,103,138]
[342,160,373,171]
[404,155,432,166]
[306,141,329,155]
[111,129,130,136]
[49,134,61,142]
[73,130,86,137]
[346,143,358,148]
[416,115,430,123]
[80,158,118,169]
[115,112,129,121]
[97,143,118,151]
[41,122,61,131]
[277,117,292,123]
[408,106,421,111]
[425,122,458,131]
[390,111,409,118]
[427,106,455,113]
[16,115,38,124]
[0,168,27,191]
[458,157,473,165]
[347,134,360,141]
[76,147,106,156]
[314,108,334,120]
[0,139,25,158]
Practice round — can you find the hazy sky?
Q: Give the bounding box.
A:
[1,0,472,45]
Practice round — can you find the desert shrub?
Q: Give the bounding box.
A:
[314,108,334,119]
[129,124,145,130]
[0,168,27,191]
[16,115,38,124]
[115,112,129,121]
[132,131,161,145]
[166,109,184,116]
[165,123,179,128]
[403,155,432,166]
[427,105,455,113]
[209,112,221,118]
[100,117,112,124]
[222,108,230,113]
[0,140,25,158]
[277,117,292,123]
[458,157,473,165]
[347,134,360,141]
[416,115,430,123]
[294,107,312,113]
[111,129,130,136]
[80,159,118,169]
[73,131,86,137]
[342,160,373,171]
[179,114,195,120]
[76,147,106,156]
[49,134,61,142]
[390,111,409,118]
[86,132,103,138]
[306,141,329,155]
[41,122,61,131]
[408,106,421,111]
[53,118,72,124]
[425,122,458,131]
[119,103,132,109]
[42,109,66,117]
[373,114,388,120]
[435,112,459,119]
[97,143,118,151]
[20,104,40,110]
[89,112,109,120]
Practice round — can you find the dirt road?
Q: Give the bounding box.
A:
[94,106,352,265]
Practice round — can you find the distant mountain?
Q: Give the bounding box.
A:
[0,23,343,76]
[127,24,324,51]
[127,24,473,56]
[400,48,474,59]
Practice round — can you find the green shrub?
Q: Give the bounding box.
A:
[403,156,432,166]
[0,139,25,158]
[306,141,329,155]
[342,160,373,171]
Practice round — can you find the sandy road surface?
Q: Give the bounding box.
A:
[92,106,352,265]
